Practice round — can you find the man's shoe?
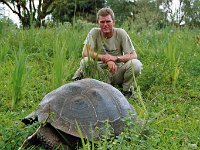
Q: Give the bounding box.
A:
[72,77,82,81]
[72,68,83,81]
[123,91,132,99]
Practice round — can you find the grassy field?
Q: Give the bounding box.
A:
[0,23,200,149]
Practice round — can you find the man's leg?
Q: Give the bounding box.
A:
[72,59,85,81]
[112,59,142,95]
[123,59,143,91]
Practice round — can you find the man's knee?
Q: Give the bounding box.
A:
[80,57,88,66]
[132,59,143,74]
[127,59,143,76]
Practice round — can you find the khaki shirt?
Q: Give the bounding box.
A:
[84,28,135,56]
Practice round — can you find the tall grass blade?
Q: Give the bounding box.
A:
[172,54,181,88]
[83,44,110,82]
[12,44,26,108]
[83,44,101,80]
[0,40,9,63]
[131,65,148,118]
[53,38,66,88]
[101,120,113,150]
[76,121,87,150]
[164,35,181,88]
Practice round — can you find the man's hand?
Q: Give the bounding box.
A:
[102,54,117,63]
[107,61,117,74]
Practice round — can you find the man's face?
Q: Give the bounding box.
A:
[98,15,115,34]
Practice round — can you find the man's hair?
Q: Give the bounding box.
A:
[97,7,115,20]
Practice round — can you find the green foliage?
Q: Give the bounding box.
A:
[52,0,105,23]
[0,39,9,63]
[52,37,67,89]
[1,0,200,28]
[181,0,200,28]
[132,0,165,30]
[163,34,181,88]
[77,115,151,150]
[106,0,136,26]
[0,23,199,149]
[83,57,101,79]
[12,45,27,108]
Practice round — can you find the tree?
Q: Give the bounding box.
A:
[161,0,200,28]
[182,0,200,28]
[134,0,164,28]
[106,0,137,26]
[0,0,61,28]
[105,0,166,29]
[52,0,105,23]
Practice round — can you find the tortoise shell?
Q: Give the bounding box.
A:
[24,78,137,140]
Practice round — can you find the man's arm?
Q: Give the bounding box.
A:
[82,44,101,60]
[82,44,116,62]
[116,50,137,63]
[82,44,137,63]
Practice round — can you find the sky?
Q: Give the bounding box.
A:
[0,4,20,25]
[0,0,180,26]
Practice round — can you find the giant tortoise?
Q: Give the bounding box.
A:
[21,78,137,149]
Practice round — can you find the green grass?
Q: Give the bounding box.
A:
[12,44,27,108]
[52,37,67,88]
[0,39,9,63]
[0,23,199,149]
